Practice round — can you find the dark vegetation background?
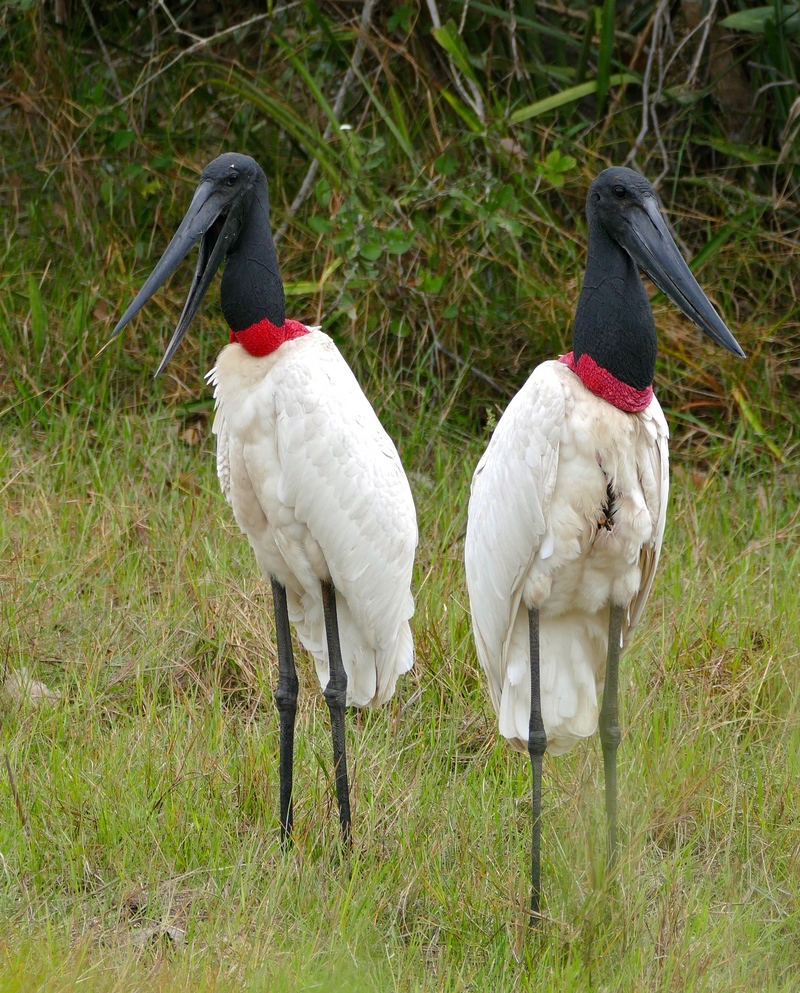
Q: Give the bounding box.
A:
[1,0,798,466]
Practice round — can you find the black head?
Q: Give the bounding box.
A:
[584,166,744,359]
[112,153,269,375]
[586,167,661,235]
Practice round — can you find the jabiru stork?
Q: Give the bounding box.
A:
[113,153,418,847]
[464,167,744,919]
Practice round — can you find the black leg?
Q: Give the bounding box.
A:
[598,603,624,869]
[272,578,298,847]
[528,606,547,922]
[321,580,352,845]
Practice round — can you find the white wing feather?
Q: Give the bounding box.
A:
[624,397,669,639]
[208,330,417,708]
[465,363,565,719]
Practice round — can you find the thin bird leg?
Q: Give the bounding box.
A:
[271,578,299,847]
[528,606,548,922]
[321,580,352,846]
[598,603,624,870]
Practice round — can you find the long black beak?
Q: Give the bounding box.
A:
[112,180,241,376]
[621,197,745,358]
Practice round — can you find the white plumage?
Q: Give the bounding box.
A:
[465,360,669,754]
[207,327,418,708]
[461,166,743,916]
[112,152,422,843]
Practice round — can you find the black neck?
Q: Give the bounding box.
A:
[572,219,657,391]
[220,185,285,331]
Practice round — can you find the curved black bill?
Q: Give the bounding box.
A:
[620,197,745,358]
[112,179,241,376]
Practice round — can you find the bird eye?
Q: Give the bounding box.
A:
[225,172,239,187]
[613,186,626,199]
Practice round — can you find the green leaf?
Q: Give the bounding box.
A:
[360,242,382,261]
[442,304,459,319]
[110,129,135,152]
[283,280,340,296]
[387,3,414,33]
[315,178,332,208]
[308,216,332,235]
[384,228,414,254]
[390,318,410,338]
[440,88,484,133]
[432,21,480,86]
[497,217,523,237]
[419,268,445,294]
[434,152,459,175]
[27,274,46,356]
[691,136,778,165]
[720,5,800,34]
[543,150,577,173]
[733,389,784,461]
[509,73,637,123]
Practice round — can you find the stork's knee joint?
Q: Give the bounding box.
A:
[324,683,347,711]
[528,728,547,759]
[274,682,298,713]
[599,719,621,750]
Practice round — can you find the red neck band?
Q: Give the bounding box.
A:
[229,317,309,357]
[559,351,653,413]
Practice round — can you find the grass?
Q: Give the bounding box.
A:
[1,3,800,989]
[1,401,799,991]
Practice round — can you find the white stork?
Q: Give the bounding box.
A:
[113,153,418,846]
[465,167,744,918]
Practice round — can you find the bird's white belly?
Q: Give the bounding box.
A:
[508,406,660,754]
[523,417,656,617]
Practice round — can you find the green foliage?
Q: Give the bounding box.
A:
[0,4,799,986]
[721,4,800,35]
[0,412,799,988]
[1,1,797,449]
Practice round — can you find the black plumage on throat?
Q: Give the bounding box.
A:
[572,217,657,392]
[220,184,286,333]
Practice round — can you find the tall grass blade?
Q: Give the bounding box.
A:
[345,62,419,164]
[388,85,412,149]
[575,7,597,85]
[467,0,577,46]
[509,72,636,123]
[273,34,361,175]
[689,205,765,272]
[303,0,417,162]
[27,274,46,359]
[433,22,483,91]
[596,0,616,112]
[732,388,785,461]
[441,87,485,132]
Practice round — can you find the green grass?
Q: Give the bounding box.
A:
[1,403,798,991]
[2,3,800,988]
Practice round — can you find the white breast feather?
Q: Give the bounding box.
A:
[465,360,670,755]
